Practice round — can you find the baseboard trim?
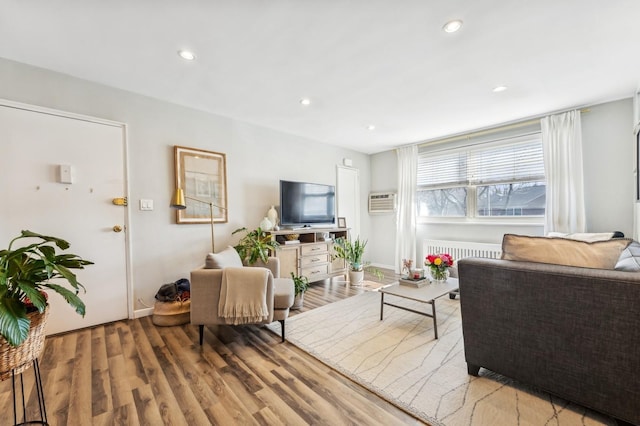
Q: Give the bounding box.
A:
[134,307,154,318]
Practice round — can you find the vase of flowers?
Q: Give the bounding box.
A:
[425,253,454,282]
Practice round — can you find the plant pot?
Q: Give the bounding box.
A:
[349,270,365,286]
[0,307,49,381]
[291,292,304,310]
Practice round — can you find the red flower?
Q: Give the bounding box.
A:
[425,253,454,268]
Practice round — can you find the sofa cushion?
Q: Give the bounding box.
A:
[501,234,631,269]
[615,241,640,272]
[273,278,295,309]
[205,246,243,269]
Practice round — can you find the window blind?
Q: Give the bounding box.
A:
[417,133,544,188]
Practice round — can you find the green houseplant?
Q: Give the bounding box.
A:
[232,227,279,265]
[0,230,92,347]
[333,236,382,285]
[290,272,309,310]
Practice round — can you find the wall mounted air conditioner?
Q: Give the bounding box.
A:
[368,192,397,213]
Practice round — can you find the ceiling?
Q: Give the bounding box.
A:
[1,1,639,154]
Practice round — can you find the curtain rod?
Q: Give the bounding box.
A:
[415,108,591,149]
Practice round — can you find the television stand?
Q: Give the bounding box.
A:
[266,228,349,283]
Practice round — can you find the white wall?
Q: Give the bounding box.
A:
[0,57,371,311]
[369,98,636,268]
[368,150,397,268]
[581,99,634,234]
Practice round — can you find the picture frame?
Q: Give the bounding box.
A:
[174,145,228,224]
[337,217,347,228]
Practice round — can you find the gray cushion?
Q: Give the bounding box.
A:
[205,246,243,269]
[615,241,640,272]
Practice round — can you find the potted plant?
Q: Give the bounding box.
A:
[333,236,382,285]
[290,272,309,310]
[232,227,279,265]
[0,230,92,377]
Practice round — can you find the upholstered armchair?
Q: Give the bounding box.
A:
[190,247,295,344]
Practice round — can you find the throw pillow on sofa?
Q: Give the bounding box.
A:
[205,246,244,269]
[501,234,631,269]
[615,241,640,272]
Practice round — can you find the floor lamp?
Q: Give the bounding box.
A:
[170,188,226,253]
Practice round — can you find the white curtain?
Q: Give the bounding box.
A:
[395,145,417,273]
[541,110,586,234]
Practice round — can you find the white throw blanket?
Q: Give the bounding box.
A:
[218,267,270,325]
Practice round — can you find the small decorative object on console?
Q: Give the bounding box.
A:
[425,253,454,282]
[267,206,278,229]
[402,258,413,277]
[259,217,273,231]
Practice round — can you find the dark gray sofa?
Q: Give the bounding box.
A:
[458,257,640,426]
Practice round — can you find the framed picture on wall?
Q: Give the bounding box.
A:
[337,217,347,228]
[174,145,228,224]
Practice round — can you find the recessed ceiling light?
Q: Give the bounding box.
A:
[367,125,376,131]
[300,98,311,106]
[493,85,508,93]
[178,50,196,61]
[443,20,463,33]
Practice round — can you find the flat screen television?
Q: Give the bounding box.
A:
[279,180,336,227]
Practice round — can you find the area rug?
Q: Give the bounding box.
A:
[268,291,614,426]
[356,280,392,291]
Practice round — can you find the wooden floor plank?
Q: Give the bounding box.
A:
[107,351,136,411]
[91,326,112,417]
[129,319,190,425]
[67,328,93,422]
[131,384,166,425]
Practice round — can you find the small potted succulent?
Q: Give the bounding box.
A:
[0,230,92,348]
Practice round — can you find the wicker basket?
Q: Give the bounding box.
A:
[152,300,191,326]
[0,308,49,381]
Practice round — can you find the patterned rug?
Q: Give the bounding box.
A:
[268,291,614,426]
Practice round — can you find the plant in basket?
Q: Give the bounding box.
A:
[0,230,93,348]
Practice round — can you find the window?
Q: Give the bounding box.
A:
[417,133,545,218]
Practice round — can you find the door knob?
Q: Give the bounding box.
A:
[113,225,123,233]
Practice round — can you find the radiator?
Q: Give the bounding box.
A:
[423,239,502,261]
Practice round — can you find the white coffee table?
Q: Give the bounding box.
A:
[379,278,459,339]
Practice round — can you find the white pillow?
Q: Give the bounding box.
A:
[204,246,243,269]
[546,232,615,242]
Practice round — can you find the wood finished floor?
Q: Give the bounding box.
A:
[0,270,426,425]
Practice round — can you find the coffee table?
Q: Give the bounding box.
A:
[379,278,459,339]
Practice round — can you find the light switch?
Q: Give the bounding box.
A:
[139,199,154,211]
[58,164,75,184]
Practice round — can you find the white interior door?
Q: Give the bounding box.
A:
[336,165,360,238]
[0,101,129,335]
